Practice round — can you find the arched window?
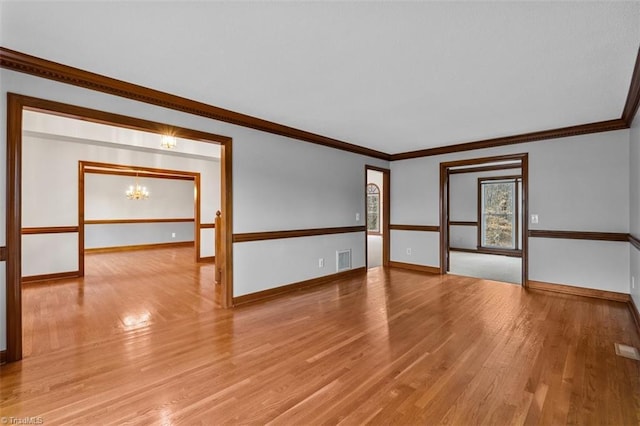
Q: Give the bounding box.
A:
[366,183,380,233]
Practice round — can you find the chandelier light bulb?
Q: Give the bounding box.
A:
[126,174,150,200]
[161,135,177,149]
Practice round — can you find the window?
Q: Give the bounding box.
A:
[479,178,519,249]
[366,183,380,233]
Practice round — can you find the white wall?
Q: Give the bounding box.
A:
[630,107,640,307]
[0,68,388,351]
[391,129,630,292]
[84,175,195,221]
[84,174,196,249]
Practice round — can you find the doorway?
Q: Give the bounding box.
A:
[5,93,234,362]
[365,165,390,269]
[440,154,528,286]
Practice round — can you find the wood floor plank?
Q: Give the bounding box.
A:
[1,247,639,424]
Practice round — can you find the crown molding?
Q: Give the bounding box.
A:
[622,46,640,126]
[0,47,390,161]
[2,45,638,161]
[390,119,628,161]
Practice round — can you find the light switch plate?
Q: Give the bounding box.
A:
[531,214,539,224]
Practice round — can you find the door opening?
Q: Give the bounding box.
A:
[365,166,390,269]
[440,154,528,286]
[5,94,233,363]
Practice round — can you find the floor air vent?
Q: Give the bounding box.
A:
[336,249,352,272]
[614,343,640,361]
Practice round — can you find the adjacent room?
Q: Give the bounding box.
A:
[20,110,222,357]
[447,161,523,285]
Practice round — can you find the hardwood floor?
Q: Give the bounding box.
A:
[2,248,639,424]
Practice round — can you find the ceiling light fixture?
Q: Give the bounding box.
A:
[126,173,150,200]
[160,135,177,149]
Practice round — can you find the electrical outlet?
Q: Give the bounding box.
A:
[406,248,412,256]
[319,258,324,268]
[355,213,360,222]
[171,232,176,238]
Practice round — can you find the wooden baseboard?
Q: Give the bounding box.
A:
[198,256,215,263]
[0,350,6,365]
[233,267,367,306]
[22,270,81,284]
[85,241,194,254]
[389,261,440,275]
[528,280,630,303]
[629,297,640,337]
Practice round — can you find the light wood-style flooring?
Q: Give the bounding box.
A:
[1,247,639,424]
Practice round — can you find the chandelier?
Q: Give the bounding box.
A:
[126,174,150,200]
[160,135,177,149]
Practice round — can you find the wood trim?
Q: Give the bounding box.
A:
[6,93,22,362]
[622,46,640,126]
[233,226,365,243]
[629,234,640,251]
[0,246,6,262]
[449,164,521,174]
[389,224,440,232]
[198,256,215,263]
[382,167,391,267]
[442,154,529,170]
[84,218,194,225]
[449,247,478,254]
[449,221,478,227]
[477,247,522,258]
[84,168,195,181]
[22,270,80,284]
[0,350,6,365]
[194,173,201,262]
[391,119,627,160]
[78,161,85,277]
[85,241,194,254]
[478,175,522,182]
[528,230,629,242]
[221,140,233,308]
[200,223,215,229]
[21,226,79,234]
[629,297,640,338]
[450,247,522,258]
[389,261,440,275]
[522,155,529,286]
[0,47,388,160]
[233,267,366,306]
[81,160,199,178]
[528,280,630,304]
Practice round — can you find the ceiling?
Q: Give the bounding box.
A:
[23,110,221,160]
[2,1,639,155]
